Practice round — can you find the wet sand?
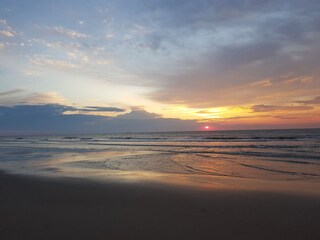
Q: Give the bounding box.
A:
[0,171,319,240]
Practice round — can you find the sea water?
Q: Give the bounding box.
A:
[0,128,319,184]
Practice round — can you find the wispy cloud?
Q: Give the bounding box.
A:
[0,90,67,106]
[52,26,87,39]
[0,30,15,37]
[252,105,313,112]
[0,89,24,97]
[22,92,67,105]
[29,39,113,70]
[0,19,16,37]
[39,25,87,39]
[30,55,79,70]
[249,79,273,88]
[296,96,320,105]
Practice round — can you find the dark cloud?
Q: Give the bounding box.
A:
[80,106,125,112]
[0,104,74,116]
[136,0,320,107]
[0,104,199,134]
[251,105,313,112]
[139,0,285,28]
[212,42,281,72]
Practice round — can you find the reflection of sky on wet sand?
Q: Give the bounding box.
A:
[1,148,319,196]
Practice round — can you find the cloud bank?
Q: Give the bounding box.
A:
[0,104,199,135]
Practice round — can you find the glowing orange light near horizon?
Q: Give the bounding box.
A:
[202,125,212,131]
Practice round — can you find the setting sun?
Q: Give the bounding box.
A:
[202,125,212,130]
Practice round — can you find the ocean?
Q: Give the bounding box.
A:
[0,128,319,186]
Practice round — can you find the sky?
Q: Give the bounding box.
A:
[0,0,319,134]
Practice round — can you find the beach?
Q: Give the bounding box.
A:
[0,129,320,239]
[1,171,320,240]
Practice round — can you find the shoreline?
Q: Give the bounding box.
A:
[1,170,319,240]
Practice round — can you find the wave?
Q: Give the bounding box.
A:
[24,132,319,143]
[193,153,320,166]
[177,150,320,161]
[81,142,319,159]
[238,163,320,178]
[94,136,319,142]
[202,136,318,141]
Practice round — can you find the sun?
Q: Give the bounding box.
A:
[202,125,212,130]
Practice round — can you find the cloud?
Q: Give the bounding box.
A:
[296,96,320,105]
[0,30,15,37]
[0,89,24,97]
[118,107,161,119]
[130,0,320,108]
[0,19,16,37]
[30,55,79,70]
[29,39,113,74]
[252,104,313,112]
[41,25,87,39]
[0,91,67,106]
[52,26,87,39]
[0,104,199,134]
[249,79,273,87]
[213,42,281,72]
[79,106,125,112]
[0,90,124,115]
[21,92,67,105]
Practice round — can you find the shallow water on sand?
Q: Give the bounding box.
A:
[0,129,319,193]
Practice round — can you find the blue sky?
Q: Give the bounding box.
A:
[0,0,320,134]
